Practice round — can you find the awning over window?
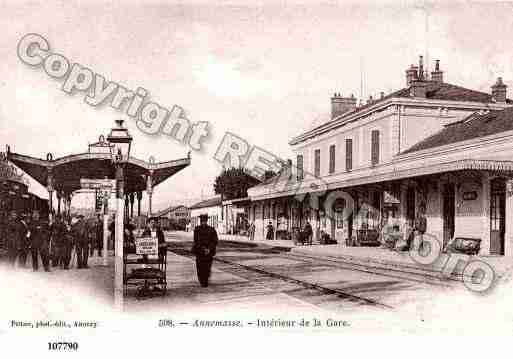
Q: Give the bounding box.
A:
[249,158,513,201]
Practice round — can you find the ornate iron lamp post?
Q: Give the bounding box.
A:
[107,119,132,304]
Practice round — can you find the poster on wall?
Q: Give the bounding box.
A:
[384,190,400,204]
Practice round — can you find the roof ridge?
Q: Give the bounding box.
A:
[291,87,410,143]
[291,80,510,146]
[439,82,492,96]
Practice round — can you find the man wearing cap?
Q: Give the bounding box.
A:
[192,214,218,287]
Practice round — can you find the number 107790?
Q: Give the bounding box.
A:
[48,342,79,351]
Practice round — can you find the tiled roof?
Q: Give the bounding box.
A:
[402,106,513,154]
[420,81,508,103]
[291,81,512,145]
[189,196,222,210]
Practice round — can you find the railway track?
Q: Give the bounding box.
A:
[211,239,456,286]
[284,252,456,286]
[170,246,394,310]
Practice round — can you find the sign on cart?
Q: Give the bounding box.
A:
[135,236,158,256]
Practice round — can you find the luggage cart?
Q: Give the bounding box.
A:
[123,239,167,298]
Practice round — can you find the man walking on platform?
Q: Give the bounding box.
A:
[192,214,218,288]
[29,211,51,272]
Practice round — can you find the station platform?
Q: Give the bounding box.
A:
[291,245,513,282]
[168,231,512,283]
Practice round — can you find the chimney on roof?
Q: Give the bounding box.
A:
[406,64,419,87]
[492,77,507,103]
[331,93,357,119]
[418,56,425,81]
[431,59,443,83]
[380,91,385,99]
[409,56,428,98]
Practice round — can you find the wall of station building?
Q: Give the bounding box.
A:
[248,171,513,256]
[291,105,481,178]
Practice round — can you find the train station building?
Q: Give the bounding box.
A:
[247,57,513,256]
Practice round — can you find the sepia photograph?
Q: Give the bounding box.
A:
[1,0,513,357]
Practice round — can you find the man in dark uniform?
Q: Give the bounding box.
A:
[266,221,274,240]
[87,217,97,259]
[51,214,65,267]
[18,213,31,267]
[29,211,51,272]
[192,214,218,287]
[60,219,74,269]
[89,217,96,257]
[95,215,104,257]
[6,211,29,267]
[0,211,6,258]
[73,216,89,269]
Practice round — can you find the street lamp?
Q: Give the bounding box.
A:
[108,119,133,161]
[107,119,132,307]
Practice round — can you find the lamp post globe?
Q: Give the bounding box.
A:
[107,119,132,163]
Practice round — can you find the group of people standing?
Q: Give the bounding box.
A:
[2,211,104,271]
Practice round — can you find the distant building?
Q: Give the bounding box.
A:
[189,196,223,232]
[154,205,190,230]
[222,197,251,235]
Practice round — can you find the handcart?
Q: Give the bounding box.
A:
[123,235,167,298]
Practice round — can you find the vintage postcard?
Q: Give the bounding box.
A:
[1,0,512,357]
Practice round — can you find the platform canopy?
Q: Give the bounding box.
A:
[6,135,191,196]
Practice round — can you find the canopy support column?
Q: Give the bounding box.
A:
[66,193,72,221]
[47,168,54,221]
[125,193,130,223]
[146,171,153,218]
[137,191,142,217]
[102,190,109,266]
[114,161,125,310]
[129,192,134,219]
[57,191,62,215]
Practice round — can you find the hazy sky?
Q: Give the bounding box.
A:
[2,0,513,211]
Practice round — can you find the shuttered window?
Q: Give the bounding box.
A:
[296,154,304,180]
[371,130,380,166]
[314,149,321,177]
[345,139,352,172]
[329,145,336,174]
